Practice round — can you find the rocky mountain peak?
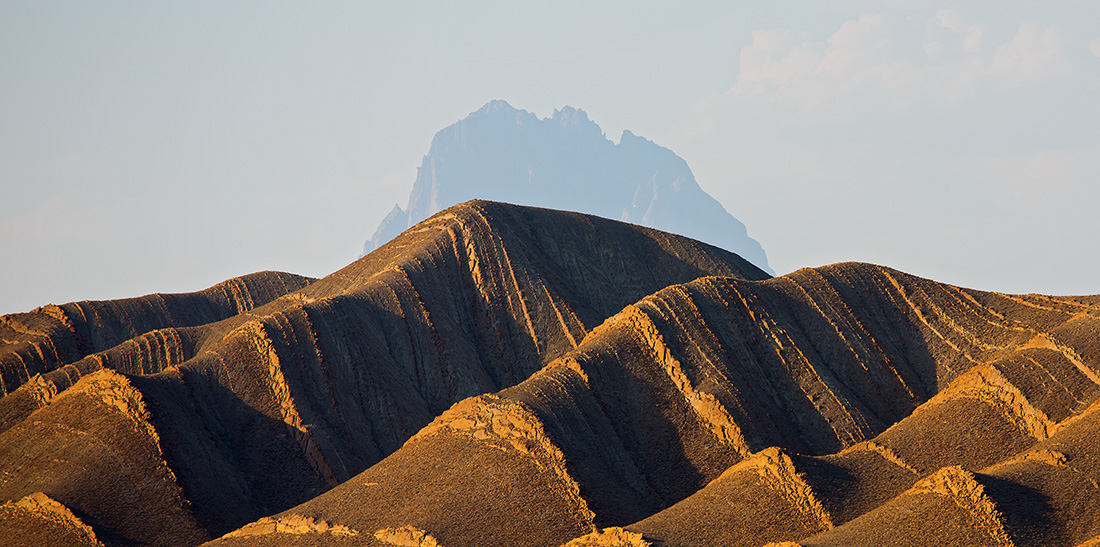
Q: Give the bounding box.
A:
[364,101,772,274]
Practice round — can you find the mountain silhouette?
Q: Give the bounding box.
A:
[363,101,772,274]
[1,201,1098,547]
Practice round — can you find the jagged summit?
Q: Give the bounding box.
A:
[364,100,772,273]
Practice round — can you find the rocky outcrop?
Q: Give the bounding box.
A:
[0,369,209,547]
[363,100,771,273]
[0,492,103,547]
[2,201,1099,547]
[562,527,651,547]
[374,525,444,546]
[909,467,1015,546]
[224,514,359,538]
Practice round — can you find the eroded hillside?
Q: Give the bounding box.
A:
[205,261,1099,547]
[2,201,1098,547]
[0,201,766,545]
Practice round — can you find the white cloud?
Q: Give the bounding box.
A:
[1089,38,1100,58]
[963,24,985,54]
[730,15,1073,112]
[819,15,889,77]
[989,22,1072,80]
[732,15,916,110]
[934,9,963,33]
[734,29,821,95]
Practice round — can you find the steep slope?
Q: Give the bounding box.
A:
[798,465,1017,547]
[0,200,767,545]
[624,302,1100,546]
[5,200,1098,547]
[0,492,104,547]
[628,447,835,546]
[364,100,771,273]
[625,302,1100,546]
[209,265,1098,547]
[0,369,208,547]
[965,392,1100,546]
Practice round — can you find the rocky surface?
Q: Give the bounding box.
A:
[1,200,1098,546]
[205,254,1100,547]
[0,270,313,397]
[0,492,104,547]
[0,201,764,546]
[363,100,771,273]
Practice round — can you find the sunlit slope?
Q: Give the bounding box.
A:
[796,384,1100,547]
[4,200,1097,547]
[0,270,313,396]
[209,265,1098,547]
[0,492,106,547]
[624,300,1100,546]
[794,412,1100,547]
[0,200,766,545]
[0,369,208,547]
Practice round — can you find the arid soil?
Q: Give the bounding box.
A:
[1,201,1097,547]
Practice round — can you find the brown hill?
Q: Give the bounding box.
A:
[623,294,1100,546]
[2,200,1098,547]
[0,492,104,547]
[203,261,1099,547]
[0,201,766,545]
[0,270,314,395]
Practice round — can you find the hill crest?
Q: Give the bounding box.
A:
[363,102,772,273]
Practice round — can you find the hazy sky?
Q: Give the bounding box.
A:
[3,1,1099,315]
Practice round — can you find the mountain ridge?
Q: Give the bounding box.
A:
[363,101,772,273]
[1,200,1097,546]
[204,257,1099,546]
[0,200,767,545]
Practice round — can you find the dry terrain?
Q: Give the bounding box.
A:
[1,200,1097,546]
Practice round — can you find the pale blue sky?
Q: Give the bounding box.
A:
[3,1,1099,315]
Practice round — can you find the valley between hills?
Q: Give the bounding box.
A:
[2,200,1099,547]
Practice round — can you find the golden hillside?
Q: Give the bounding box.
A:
[1,201,1097,547]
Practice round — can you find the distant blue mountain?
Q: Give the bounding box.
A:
[364,100,772,274]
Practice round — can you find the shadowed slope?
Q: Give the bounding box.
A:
[0,492,104,547]
[624,303,1100,546]
[210,265,1098,547]
[798,465,1016,547]
[0,201,767,545]
[0,369,208,547]
[4,201,1098,547]
[0,271,314,396]
[975,396,1100,546]
[791,395,1100,547]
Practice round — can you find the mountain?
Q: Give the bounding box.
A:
[2,200,1099,547]
[362,100,772,274]
[203,260,1100,547]
[0,201,765,546]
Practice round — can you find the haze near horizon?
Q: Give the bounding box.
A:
[2,1,1099,315]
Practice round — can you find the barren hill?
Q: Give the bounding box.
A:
[1,201,1098,547]
[0,201,765,546]
[204,262,1100,547]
